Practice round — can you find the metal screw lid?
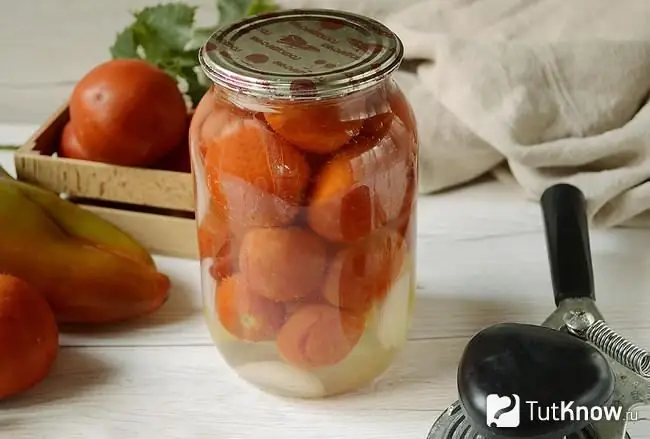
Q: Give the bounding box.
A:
[198,8,404,101]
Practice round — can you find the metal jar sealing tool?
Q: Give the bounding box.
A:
[427,184,650,439]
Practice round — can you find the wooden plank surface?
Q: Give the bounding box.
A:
[47,225,650,349]
[2,341,650,439]
[1,127,650,438]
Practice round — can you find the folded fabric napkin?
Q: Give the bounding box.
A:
[277,0,650,227]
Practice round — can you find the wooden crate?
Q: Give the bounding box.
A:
[14,103,199,259]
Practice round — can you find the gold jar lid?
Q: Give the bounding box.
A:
[199,8,404,101]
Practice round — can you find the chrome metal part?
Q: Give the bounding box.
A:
[545,298,650,439]
[563,310,596,335]
[426,401,624,439]
[426,401,483,439]
[571,320,650,379]
[542,298,604,331]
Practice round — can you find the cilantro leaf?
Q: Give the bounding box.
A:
[217,0,277,26]
[246,0,279,15]
[109,0,278,108]
[110,27,139,59]
[182,66,209,108]
[157,49,208,108]
[216,0,251,26]
[189,26,218,51]
[133,4,196,53]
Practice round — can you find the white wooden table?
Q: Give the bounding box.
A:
[1,124,650,439]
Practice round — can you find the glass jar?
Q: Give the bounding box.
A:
[190,8,418,398]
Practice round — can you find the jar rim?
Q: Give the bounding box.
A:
[198,8,404,101]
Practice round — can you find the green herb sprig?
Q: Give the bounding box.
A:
[109,0,278,108]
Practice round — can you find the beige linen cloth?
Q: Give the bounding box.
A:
[276,0,650,227]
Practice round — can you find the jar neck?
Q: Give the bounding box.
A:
[212,76,395,113]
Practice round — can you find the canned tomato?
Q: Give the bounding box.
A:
[190,8,418,398]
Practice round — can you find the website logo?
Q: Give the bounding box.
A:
[485,394,638,427]
[486,394,521,427]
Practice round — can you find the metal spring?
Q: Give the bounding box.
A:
[586,320,650,378]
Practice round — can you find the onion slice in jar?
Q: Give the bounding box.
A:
[236,361,326,398]
[375,257,414,350]
[190,137,210,223]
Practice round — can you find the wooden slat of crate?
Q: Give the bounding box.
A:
[78,204,198,260]
[14,103,195,212]
[16,154,195,211]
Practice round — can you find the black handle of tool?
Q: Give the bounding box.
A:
[541,184,595,306]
